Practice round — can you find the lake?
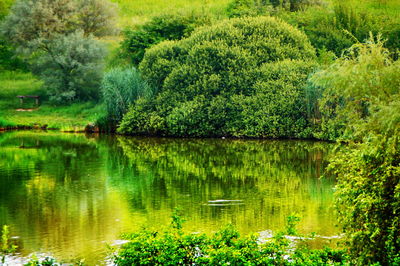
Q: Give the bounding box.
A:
[0,131,339,264]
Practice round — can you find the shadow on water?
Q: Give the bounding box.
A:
[0,131,338,264]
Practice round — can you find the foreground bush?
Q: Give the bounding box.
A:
[119,16,317,138]
[114,212,347,265]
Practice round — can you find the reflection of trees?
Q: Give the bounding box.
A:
[0,132,122,263]
[0,132,339,264]
[111,137,337,235]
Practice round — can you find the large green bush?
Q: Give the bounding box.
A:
[119,16,317,138]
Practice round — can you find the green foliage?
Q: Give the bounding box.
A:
[277,3,400,58]
[114,212,347,265]
[310,36,400,140]
[286,214,301,236]
[0,37,26,71]
[1,225,17,264]
[32,31,106,103]
[331,121,400,264]
[1,0,116,103]
[100,67,152,128]
[24,256,58,266]
[226,0,325,17]
[226,0,271,18]
[119,16,317,138]
[312,38,400,264]
[0,0,13,20]
[119,13,208,65]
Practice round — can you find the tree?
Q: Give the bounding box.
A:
[0,0,116,102]
[1,0,77,51]
[32,31,105,102]
[76,0,117,37]
[1,0,116,49]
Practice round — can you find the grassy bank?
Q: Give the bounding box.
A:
[0,71,103,131]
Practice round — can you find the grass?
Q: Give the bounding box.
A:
[110,0,230,27]
[0,71,104,131]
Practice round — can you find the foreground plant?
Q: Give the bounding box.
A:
[1,225,17,264]
[113,211,346,265]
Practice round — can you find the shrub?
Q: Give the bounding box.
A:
[119,16,317,138]
[312,39,400,264]
[114,212,348,265]
[100,67,153,128]
[119,13,209,65]
[310,37,400,140]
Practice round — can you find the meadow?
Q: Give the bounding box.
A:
[0,71,103,131]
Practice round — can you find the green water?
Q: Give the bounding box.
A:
[0,131,338,264]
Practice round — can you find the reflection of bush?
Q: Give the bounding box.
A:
[110,137,336,234]
[117,137,330,183]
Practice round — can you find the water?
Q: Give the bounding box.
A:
[0,131,339,264]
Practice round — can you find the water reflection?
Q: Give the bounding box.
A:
[0,131,337,264]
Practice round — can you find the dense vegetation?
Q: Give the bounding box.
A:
[1,0,116,103]
[118,16,317,137]
[313,40,400,265]
[0,0,399,265]
[119,13,209,65]
[114,211,347,265]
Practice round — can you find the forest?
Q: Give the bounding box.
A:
[0,0,399,265]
